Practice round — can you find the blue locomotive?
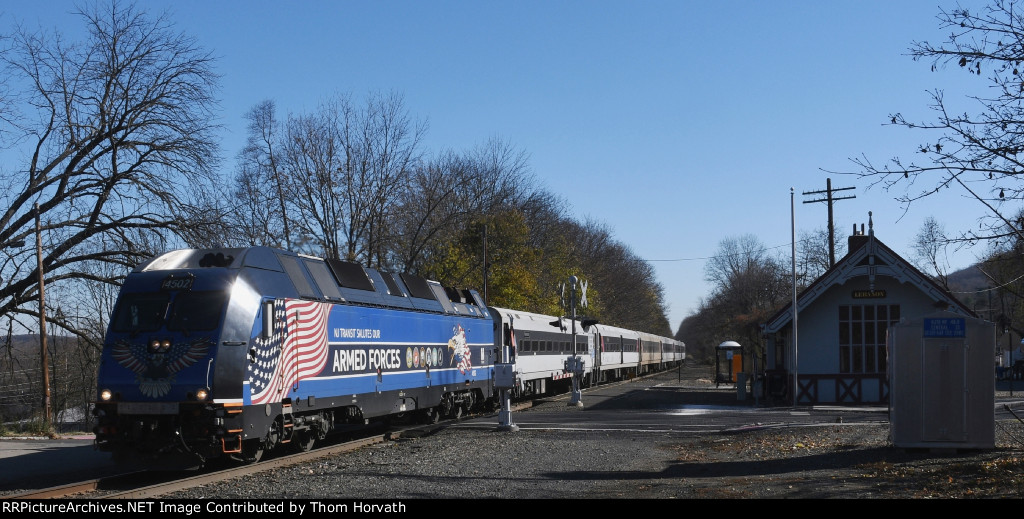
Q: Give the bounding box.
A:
[93,246,684,466]
[93,247,495,465]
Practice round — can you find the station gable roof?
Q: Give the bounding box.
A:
[762,216,976,334]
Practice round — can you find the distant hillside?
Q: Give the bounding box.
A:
[946,263,993,318]
[947,264,989,292]
[2,334,82,357]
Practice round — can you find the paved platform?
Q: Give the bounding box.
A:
[0,436,139,493]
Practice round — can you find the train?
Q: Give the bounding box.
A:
[92,246,684,466]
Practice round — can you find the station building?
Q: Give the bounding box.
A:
[760,215,977,405]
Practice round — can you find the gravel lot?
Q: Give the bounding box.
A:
[162,364,1024,500]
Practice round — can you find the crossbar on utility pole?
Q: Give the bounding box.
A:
[802,178,855,268]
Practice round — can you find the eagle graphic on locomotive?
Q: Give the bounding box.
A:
[92,247,684,466]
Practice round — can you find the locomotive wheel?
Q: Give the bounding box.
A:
[421,407,440,424]
[292,431,316,453]
[440,394,454,417]
[241,439,265,464]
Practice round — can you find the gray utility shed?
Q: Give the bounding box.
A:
[888,310,995,450]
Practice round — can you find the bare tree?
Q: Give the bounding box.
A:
[234,100,290,249]
[698,234,790,368]
[237,92,425,264]
[556,218,670,335]
[390,137,535,272]
[0,1,219,337]
[339,92,425,266]
[911,216,952,289]
[281,109,345,258]
[705,235,785,301]
[847,1,1024,247]
[797,225,846,285]
[390,150,472,272]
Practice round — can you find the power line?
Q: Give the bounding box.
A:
[644,180,857,265]
[645,239,812,262]
[949,271,1024,294]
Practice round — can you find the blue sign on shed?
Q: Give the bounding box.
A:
[923,317,966,338]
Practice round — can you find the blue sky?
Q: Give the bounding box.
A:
[1,1,991,330]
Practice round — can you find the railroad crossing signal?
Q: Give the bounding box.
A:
[559,277,588,311]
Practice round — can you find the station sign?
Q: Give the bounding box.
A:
[923,317,966,338]
[852,289,886,299]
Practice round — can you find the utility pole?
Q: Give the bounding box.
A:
[35,203,51,432]
[481,224,488,305]
[802,178,855,268]
[791,188,798,407]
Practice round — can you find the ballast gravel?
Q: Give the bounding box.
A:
[161,366,1024,500]
[164,423,679,500]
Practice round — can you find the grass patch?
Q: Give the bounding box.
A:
[0,419,59,438]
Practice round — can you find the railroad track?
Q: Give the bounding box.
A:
[6,369,681,502]
[2,398,542,501]
[5,373,654,500]
[4,422,436,500]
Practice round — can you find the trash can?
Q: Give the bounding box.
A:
[736,372,747,401]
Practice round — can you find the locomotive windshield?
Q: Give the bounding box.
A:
[167,291,229,332]
[111,293,169,333]
[111,290,227,334]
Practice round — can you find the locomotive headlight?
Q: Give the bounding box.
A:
[99,389,113,402]
[148,339,172,353]
[195,388,209,401]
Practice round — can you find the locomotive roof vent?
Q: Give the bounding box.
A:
[199,252,234,268]
[325,258,375,292]
[401,273,436,300]
[139,248,245,272]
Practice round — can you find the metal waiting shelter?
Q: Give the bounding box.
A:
[715,340,743,387]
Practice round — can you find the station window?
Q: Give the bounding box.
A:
[838,304,899,374]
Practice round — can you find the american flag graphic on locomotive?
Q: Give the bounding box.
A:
[247,299,330,405]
